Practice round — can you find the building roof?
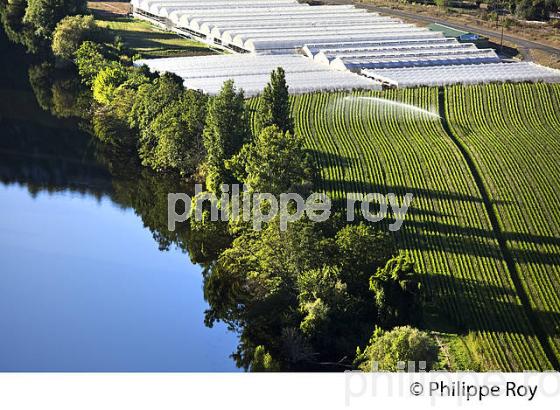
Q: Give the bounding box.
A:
[428,23,482,40]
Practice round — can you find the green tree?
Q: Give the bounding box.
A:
[90,68,151,148]
[0,0,42,52]
[92,63,128,105]
[128,72,184,163]
[23,0,87,39]
[128,72,184,131]
[250,345,281,372]
[203,80,250,193]
[369,253,421,328]
[514,0,556,20]
[111,68,151,119]
[51,14,98,60]
[75,41,109,86]
[226,125,314,195]
[256,67,294,134]
[355,326,439,372]
[297,266,350,342]
[142,89,208,175]
[335,224,393,293]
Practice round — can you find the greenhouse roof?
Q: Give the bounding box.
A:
[333,52,499,71]
[302,38,460,57]
[361,62,560,87]
[203,16,400,37]
[311,42,476,61]
[313,43,482,62]
[169,5,366,27]
[244,32,444,53]
[134,55,382,96]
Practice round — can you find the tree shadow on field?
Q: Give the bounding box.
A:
[307,149,352,169]
[320,178,513,205]
[397,220,560,267]
[420,273,560,338]
[318,174,559,266]
[108,29,210,54]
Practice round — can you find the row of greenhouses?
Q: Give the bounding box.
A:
[134,54,382,95]
[131,0,560,88]
[131,0,445,53]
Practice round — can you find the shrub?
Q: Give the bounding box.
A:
[356,326,439,371]
[92,63,129,105]
[23,0,87,39]
[75,41,110,85]
[51,14,98,60]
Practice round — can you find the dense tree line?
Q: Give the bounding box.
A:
[480,0,559,20]
[508,0,558,20]
[0,0,88,52]
[203,217,429,370]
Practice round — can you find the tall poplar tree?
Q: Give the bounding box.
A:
[256,67,294,135]
[203,80,250,193]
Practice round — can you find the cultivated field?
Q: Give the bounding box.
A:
[250,84,560,370]
[446,83,560,363]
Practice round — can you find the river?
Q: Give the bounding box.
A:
[0,32,239,372]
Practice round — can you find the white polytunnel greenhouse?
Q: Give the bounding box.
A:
[311,43,478,62]
[242,32,445,54]
[361,62,560,87]
[130,0,560,89]
[188,11,380,35]
[314,43,483,62]
[329,49,501,71]
[198,15,400,32]
[218,25,418,45]
[302,38,459,56]
[170,6,367,28]
[204,18,403,39]
[134,55,382,96]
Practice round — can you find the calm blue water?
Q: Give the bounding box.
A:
[0,29,239,371]
[0,184,239,371]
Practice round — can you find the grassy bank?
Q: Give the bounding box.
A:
[90,5,217,59]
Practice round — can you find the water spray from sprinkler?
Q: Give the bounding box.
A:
[344,96,440,119]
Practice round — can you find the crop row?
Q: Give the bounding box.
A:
[445,83,560,364]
